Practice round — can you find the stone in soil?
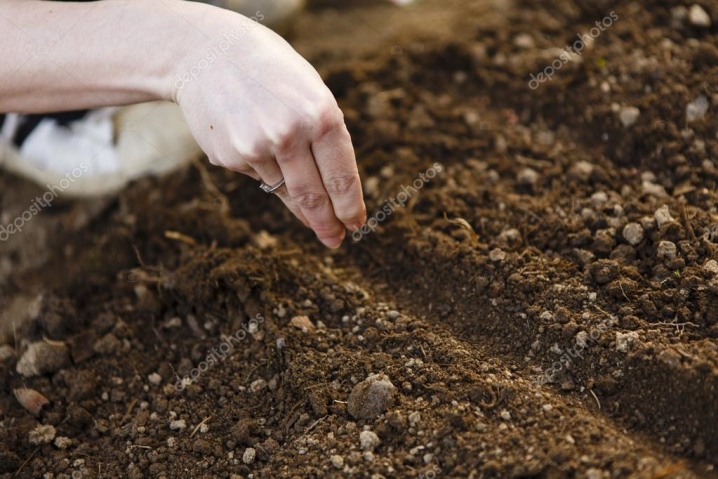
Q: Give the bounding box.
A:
[347,374,397,420]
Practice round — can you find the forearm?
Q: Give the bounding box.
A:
[0,0,233,113]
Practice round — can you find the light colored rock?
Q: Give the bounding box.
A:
[169,419,186,432]
[489,248,507,262]
[689,4,711,27]
[242,447,256,464]
[654,205,674,228]
[619,106,640,128]
[616,331,639,352]
[359,430,381,451]
[570,161,594,182]
[657,241,678,261]
[250,379,267,393]
[54,436,73,450]
[348,374,397,420]
[575,331,589,348]
[330,454,344,469]
[703,260,718,275]
[148,373,162,385]
[513,33,535,49]
[289,315,315,333]
[622,223,645,246]
[590,191,608,206]
[642,181,668,197]
[517,168,539,187]
[408,411,421,427]
[686,95,709,122]
[29,424,56,445]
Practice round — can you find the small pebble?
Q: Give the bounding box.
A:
[590,191,608,206]
[359,430,381,451]
[330,454,345,469]
[348,374,397,420]
[686,95,709,122]
[689,4,711,27]
[657,241,677,261]
[622,223,645,245]
[169,419,187,432]
[703,260,718,275]
[619,106,640,128]
[517,168,540,187]
[243,447,256,464]
[408,411,421,427]
[250,379,267,393]
[513,33,535,49]
[489,248,507,262]
[148,373,162,385]
[499,410,512,421]
[53,436,73,450]
[654,205,674,228]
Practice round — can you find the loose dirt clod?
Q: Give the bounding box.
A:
[28,425,56,445]
[15,341,70,377]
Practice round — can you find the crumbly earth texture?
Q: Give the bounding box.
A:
[1,0,718,478]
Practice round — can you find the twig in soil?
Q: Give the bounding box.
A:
[305,415,327,433]
[190,416,212,438]
[121,399,138,423]
[589,389,601,410]
[618,281,632,303]
[42,336,67,347]
[164,230,197,245]
[591,304,616,322]
[13,447,39,477]
[680,204,697,242]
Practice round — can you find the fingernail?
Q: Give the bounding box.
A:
[350,223,363,232]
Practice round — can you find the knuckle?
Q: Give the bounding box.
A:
[324,173,360,196]
[311,102,345,140]
[292,190,330,210]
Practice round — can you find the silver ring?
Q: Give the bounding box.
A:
[259,178,285,194]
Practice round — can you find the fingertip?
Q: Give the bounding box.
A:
[319,230,345,249]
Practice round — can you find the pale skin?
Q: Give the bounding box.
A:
[0,0,367,248]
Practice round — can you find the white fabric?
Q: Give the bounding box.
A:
[19,108,120,176]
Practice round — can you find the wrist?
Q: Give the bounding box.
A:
[164,2,263,104]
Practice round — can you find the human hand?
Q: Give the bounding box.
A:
[172,9,366,248]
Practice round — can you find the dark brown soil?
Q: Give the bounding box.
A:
[2,0,718,478]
